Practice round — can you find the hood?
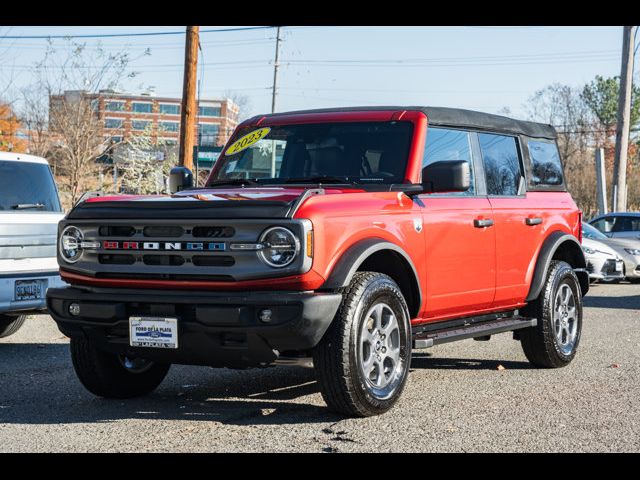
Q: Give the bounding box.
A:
[599,236,640,251]
[582,237,618,259]
[67,187,358,220]
[596,236,640,261]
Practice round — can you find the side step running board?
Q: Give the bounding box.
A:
[412,316,537,349]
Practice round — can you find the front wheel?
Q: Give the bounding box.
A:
[70,336,171,398]
[0,314,27,338]
[520,260,583,368]
[313,272,412,417]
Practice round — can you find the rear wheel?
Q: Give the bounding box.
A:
[520,260,582,368]
[70,336,170,398]
[313,272,412,417]
[0,314,27,338]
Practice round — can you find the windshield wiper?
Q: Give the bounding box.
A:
[11,203,45,210]
[206,178,260,188]
[281,176,358,185]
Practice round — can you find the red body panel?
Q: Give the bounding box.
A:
[64,109,582,327]
[417,196,496,319]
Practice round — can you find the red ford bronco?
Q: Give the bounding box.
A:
[47,107,589,417]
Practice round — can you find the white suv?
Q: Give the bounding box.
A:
[0,152,66,338]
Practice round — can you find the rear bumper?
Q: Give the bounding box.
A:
[46,286,342,368]
[0,271,66,315]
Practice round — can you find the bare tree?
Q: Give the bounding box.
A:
[19,85,53,158]
[527,84,600,217]
[222,89,252,121]
[20,39,148,205]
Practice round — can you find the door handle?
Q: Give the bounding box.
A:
[474,218,494,228]
[525,217,543,226]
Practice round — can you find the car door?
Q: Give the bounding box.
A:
[419,127,496,320]
[479,132,542,309]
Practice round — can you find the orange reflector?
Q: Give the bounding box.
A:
[306,231,313,258]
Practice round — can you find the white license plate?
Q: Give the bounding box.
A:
[615,261,624,272]
[129,317,178,349]
[14,279,45,301]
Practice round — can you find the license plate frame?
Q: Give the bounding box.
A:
[14,279,45,301]
[615,260,624,273]
[129,316,179,349]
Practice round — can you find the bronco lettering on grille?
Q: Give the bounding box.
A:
[102,241,226,251]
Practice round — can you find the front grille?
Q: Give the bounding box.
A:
[98,225,136,237]
[62,219,311,283]
[601,259,619,276]
[192,255,235,267]
[99,254,136,265]
[143,226,184,237]
[143,255,185,266]
[586,262,594,274]
[192,226,235,238]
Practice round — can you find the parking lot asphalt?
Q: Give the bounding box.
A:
[1,282,639,452]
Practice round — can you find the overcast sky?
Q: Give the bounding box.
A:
[0,26,631,120]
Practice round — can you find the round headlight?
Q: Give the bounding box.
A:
[258,227,300,268]
[59,226,83,263]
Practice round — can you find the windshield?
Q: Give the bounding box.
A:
[207,121,414,186]
[0,160,62,212]
[582,222,607,240]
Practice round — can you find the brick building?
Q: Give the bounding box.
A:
[49,90,239,148]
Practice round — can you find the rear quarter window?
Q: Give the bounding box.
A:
[527,140,564,187]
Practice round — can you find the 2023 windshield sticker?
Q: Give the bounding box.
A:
[225,127,271,155]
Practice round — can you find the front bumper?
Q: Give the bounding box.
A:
[46,287,342,368]
[621,256,640,279]
[586,258,624,281]
[0,271,67,315]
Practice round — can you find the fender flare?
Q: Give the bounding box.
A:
[526,231,589,301]
[321,238,422,316]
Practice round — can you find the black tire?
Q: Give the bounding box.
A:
[0,314,27,338]
[520,260,583,368]
[70,336,171,398]
[313,272,412,417]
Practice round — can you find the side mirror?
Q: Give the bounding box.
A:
[168,166,193,194]
[422,160,470,193]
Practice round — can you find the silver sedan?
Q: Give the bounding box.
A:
[583,222,640,282]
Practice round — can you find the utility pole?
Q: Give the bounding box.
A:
[271,26,282,113]
[595,148,608,215]
[611,25,637,212]
[179,25,199,171]
[270,27,282,177]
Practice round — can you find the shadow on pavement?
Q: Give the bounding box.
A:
[0,343,341,426]
[583,294,640,310]
[1,342,535,426]
[411,353,532,370]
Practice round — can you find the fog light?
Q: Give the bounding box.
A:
[259,309,273,323]
[69,303,81,316]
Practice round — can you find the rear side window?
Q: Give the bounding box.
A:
[612,216,640,232]
[478,133,522,196]
[528,140,563,186]
[0,161,62,212]
[423,127,475,195]
[591,217,615,233]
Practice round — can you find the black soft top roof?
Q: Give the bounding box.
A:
[262,106,557,140]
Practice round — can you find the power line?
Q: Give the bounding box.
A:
[0,26,276,40]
